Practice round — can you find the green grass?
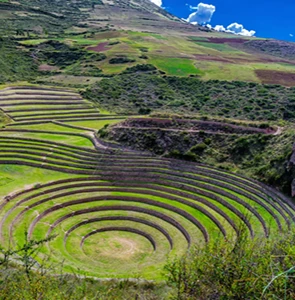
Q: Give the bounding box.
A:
[195,42,240,52]
[0,165,76,199]
[127,31,166,40]
[63,37,101,46]
[2,174,288,279]
[4,184,193,277]
[19,39,48,46]
[0,131,94,148]
[12,200,197,279]
[149,57,201,76]
[8,123,89,133]
[0,39,38,83]
[198,61,259,81]
[0,269,170,299]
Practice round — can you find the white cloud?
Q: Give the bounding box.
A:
[150,0,162,6]
[227,23,255,36]
[186,3,255,36]
[214,25,226,32]
[187,3,216,24]
[214,22,256,37]
[290,34,294,37]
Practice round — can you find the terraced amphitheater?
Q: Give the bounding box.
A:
[0,86,294,279]
[0,87,124,124]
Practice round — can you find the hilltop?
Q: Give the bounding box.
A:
[0,0,192,35]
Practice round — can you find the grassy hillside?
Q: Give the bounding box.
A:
[20,30,295,86]
[0,0,103,35]
[0,38,38,83]
[84,74,295,121]
[0,0,295,87]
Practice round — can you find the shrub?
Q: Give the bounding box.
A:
[165,227,295,299]
[97,124,109,138]
[190,143,207,154]
[122,64,157,74]
[109,57,136,64]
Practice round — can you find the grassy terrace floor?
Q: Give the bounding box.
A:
[0,86,294,280]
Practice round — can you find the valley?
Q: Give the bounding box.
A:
[0,0,295,298]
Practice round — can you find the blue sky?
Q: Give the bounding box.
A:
[151,0,295,41]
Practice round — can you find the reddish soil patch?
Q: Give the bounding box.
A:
[87,42,111,52]
[194,54,231,63]
[194,54,295,65]
[38,64,58,71]
[205,38,249,44]
[194,54,262,64]
[94,31,122,39]
[255,70,295,87]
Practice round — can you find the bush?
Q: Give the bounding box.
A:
[97,124,109,138]
[190,143,207,154]
[122,64,157,74]
[165,227,295,299]
[84,73,295,120]
[109,57,136,64]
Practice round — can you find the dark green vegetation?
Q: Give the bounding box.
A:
[0,38,38,83]
[166,227,295,299]
[84,74,295,121]
[34,40,106,67]
[0,271,168,300]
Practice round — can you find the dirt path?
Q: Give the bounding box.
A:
[115,124,283,136]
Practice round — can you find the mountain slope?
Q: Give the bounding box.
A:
[0,0,198,35]
[85,0,202,34]
[0,0,103,35]
[1,0,295,87]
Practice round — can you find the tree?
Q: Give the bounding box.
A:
[0,231,55,280]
